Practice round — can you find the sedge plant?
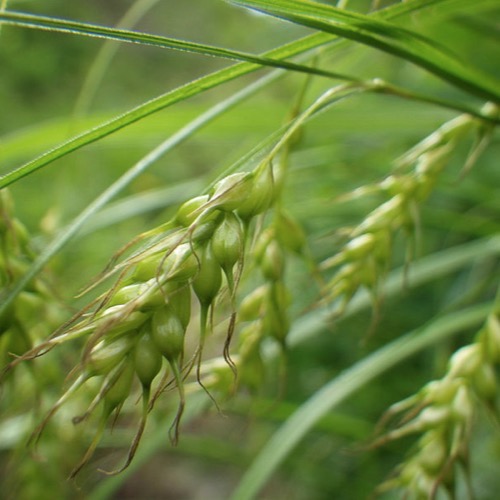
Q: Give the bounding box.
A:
[0,0,499,498]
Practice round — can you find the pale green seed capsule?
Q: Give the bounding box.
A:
[342,234,376,262]
[86,335,136,376]
[131,252,165,282]
[418,431,447,473]
[447,344,482,378]
[108,283,144,307]
[134,330,163,387]
[238,285,268,322]
[192,244,222,307]
[212,213,243,270]
[237,164,275,220]
[104,358,135,409]
[151,307,185,363]
[472,361,497,400]
[175,195,210,227]
[210,172,253,212]
[96,305,150,339]
[161,280,192,330]
[260,240,285,282]
[263,282,290,345]
[275,211,306,254]
[163,243,199,282]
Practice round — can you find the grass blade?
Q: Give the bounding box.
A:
[230,0,500,103]
[0,0,463,188]
[0,10,351,82]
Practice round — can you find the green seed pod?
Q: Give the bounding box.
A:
[238,285,268,322]
[175,195,210,227]
[108,283,144,307]
[104,357,135,409]
[131,253,164,282]
[192,243,222,307]
[263,282,290,345]
[190,217,220,244]
[417,431,447,473]
[210,172,253,212]
[96,305,150,339]
[211,213,244,293]
[212,213,244,271]
[447,344,481,378]
[343,234,377,262]
[260,240,285,282]
[133,330,163,388]
[86,335,136,377]
[163,243,199,282]
[275,211,306,254]
[483,314,500,363]
[151,307,185,363]
[451,384,474,423]
[237,322,265,392]
[164,281,191,330]
[472,361,497,400]
[237,164,275,220]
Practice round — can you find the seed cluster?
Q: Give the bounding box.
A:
[321,114,476,317]
[375,310,500,498]
[0,190,62,398]
[10,161,305,476]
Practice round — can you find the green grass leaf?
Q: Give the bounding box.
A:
[0,10,349,81]
[230,0,500,103]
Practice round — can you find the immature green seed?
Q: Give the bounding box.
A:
[417,431,447,474]
[263,282,290,345]
[104,357,136,409]
[210,172,253,212]
[260,240,285,282]
[86,335,136,377]
[238,285,268,322]
[447,344,481,378]
[236,164,275,220]
[163,281,191,330]
[212,213,244,271]
[150,307,186,445]
[192,243,222,308]
[275,211,306,254]
[108,283,144,307]
[211,212,244,292]
[134,330,163,388]
[190,218,220,243]
[96,305,149,339]
[175,195,210,227]
[131,253,164,282]
[151,307,185,364]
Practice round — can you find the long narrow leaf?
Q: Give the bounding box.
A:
[0,10,349,81]
[0,0,474,188]
[230,0,500,103]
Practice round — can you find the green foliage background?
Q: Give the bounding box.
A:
[1,0,499,499]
